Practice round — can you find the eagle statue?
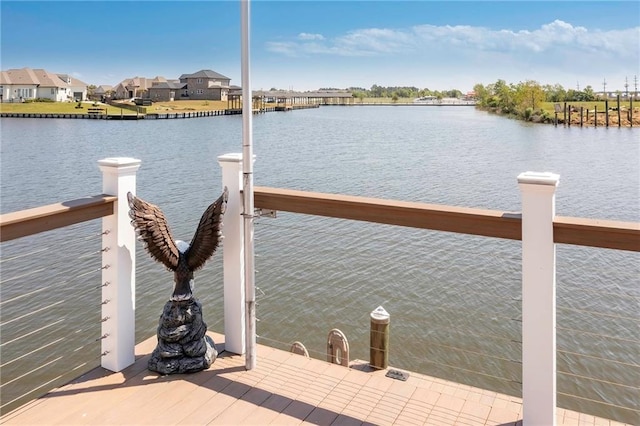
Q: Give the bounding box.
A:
[127,188,228,301]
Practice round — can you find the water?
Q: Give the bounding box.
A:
[1,107,638,422]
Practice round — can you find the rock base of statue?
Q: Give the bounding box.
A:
[148,298,217,375]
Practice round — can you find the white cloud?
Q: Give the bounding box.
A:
[261,20,639,91]
[266,20,639,60]
[298,33,324,41]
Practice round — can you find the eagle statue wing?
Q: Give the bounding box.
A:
[185,187,228,271]
[127,192,180,271]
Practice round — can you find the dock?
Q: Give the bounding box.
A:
[0,332,630,426]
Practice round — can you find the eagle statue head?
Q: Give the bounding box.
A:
[127,188,228,301]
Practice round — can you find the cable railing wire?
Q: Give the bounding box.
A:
[557,370,639,391]
[556,326,640,345]
[0,248,49,264]
[0,337,66,368]
[255,237,522,307]
[0,268,47,285]
[558,284,640,301]
[0,350,103,412]
[254,251,522,319]
[0,319,65,348]
[557,391,640,414]
[557,305,640,323]
[557,349,640,369]
[0,355,64,389]
[255,272,521,325]
[0,301,65,328]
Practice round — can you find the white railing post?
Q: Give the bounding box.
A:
[518,171,560,426]
[218,153,246,355]
[98,157,141,372]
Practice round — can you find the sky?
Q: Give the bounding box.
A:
[1,1,639,93]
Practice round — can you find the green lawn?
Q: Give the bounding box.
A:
[1,101,139,115]
[540,100,635,114]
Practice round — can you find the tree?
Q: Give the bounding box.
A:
[473,83,490,107]
[514,80,545,112]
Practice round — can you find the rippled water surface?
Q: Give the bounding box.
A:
[1,107,638,422]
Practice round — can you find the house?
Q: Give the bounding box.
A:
[177,69,231,101]
[92,85,113,101]
[0,67,88,102]
[113,77,155,99]
[147,80,187,102]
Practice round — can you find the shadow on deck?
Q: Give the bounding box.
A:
[0,332,630,425]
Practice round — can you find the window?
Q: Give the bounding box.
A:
[197,78,203,84]
[196,89,204,94]
[51,88,55,95]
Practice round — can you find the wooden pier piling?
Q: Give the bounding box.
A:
[370,306,390,369]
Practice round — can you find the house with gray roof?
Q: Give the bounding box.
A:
[91,85,113,101]
[0,67,88,102]
[147,80,187,102]
[177,69,231,101]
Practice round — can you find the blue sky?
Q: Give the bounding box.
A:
[1,1,639,92]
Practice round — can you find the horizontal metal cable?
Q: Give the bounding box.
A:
[256,250,521,307]
[0,269,101,307]
[0,355,63,388]
[0,353,101,411]
[440,321,521,345]
[0,319,65,348]
[558,284,639,300]
[558,392,640,413]
[0,300,64,328]
[402,352,521,384]
[557,370,639,390]
[0,267,46,285]
[0,247,48,264]
[256,273,521,325]
[556,326,640,344]
[328,323,521,365]
[557,349,640,369]
[557,305,639,322]
[326,319,518,350]
[256,334,520,384]
[0,337,65,368]
[0,285,49,306]
[417,339,521,365]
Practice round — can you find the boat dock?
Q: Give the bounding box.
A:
[1,331,630,426]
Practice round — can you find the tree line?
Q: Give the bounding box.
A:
[346,85,463,101]
[471,79,622,122]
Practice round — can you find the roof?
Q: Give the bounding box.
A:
[150,81,186,90]
[0,67,87,88]
[179,69,231,80]
[94,85,113,94]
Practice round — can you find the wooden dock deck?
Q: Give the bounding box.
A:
[0,332,630,426]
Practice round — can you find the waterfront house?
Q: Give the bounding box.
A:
[112,76,168,100]
[147,80,187,102]
[91,85,113,101]
[178,69,231,101]
[0,67,88,102]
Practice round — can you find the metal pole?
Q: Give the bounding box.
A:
[241,0,256,370]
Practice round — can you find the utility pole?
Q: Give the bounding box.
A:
[624,77,629,98]
[576,81,580,91]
